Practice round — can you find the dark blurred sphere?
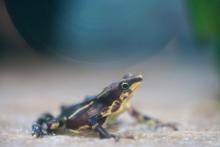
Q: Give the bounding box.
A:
[5,0,189,63]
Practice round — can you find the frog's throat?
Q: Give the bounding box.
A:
[129,81,141,96]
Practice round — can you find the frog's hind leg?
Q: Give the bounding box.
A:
[32,113,64,137]
[128,107,178,131]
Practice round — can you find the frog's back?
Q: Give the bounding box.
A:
[59,97,96,119]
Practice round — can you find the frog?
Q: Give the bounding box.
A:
[32,73,177,141]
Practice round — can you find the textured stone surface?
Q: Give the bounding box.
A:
[0,58,220,147]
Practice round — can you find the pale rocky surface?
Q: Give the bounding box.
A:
[0,56,220,147]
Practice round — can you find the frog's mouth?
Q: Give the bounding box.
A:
[129,74,143,88]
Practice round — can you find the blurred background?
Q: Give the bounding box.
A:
[1,0,219,65]
[0,0,220,146]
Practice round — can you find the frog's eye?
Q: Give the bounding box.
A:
[121,82,129,90]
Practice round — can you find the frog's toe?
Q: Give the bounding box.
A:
[155,122,179,131]
[32,132,42,138]
[111,135,120,142]
[32,123,43,137]
[164,122,178,131]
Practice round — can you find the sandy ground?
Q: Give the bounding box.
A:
[0,56,220,147]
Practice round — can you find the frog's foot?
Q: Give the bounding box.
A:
[32,122,43,137]
[99,133,120,142]
[140,118,178,131]
[32,113,63,138]
[110,134,120,142]
[92,123,120,142]
[154,121,178,131]
[32,121,55,137]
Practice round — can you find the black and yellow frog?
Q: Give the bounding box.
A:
[32,73,177,141]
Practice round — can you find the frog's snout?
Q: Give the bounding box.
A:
[123,73,143,81]
[125,74,143,88]
[135,74,143,82]
[131,74,143,83]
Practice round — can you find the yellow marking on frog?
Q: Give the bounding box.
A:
[68,101,94,119]
[91,123,99,129]
[50,122,60,129]
[68,129,81,134]
[68,125,90,133]
[78,125,90,130]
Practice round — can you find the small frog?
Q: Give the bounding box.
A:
[32,73,177,140]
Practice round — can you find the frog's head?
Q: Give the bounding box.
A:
[98,73,143,104]
[118,73,143,101]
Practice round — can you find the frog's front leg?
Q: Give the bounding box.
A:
[87,117,120,141]
[32,113,64,137]
[94,124,120,141]
[128,107,178,131]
